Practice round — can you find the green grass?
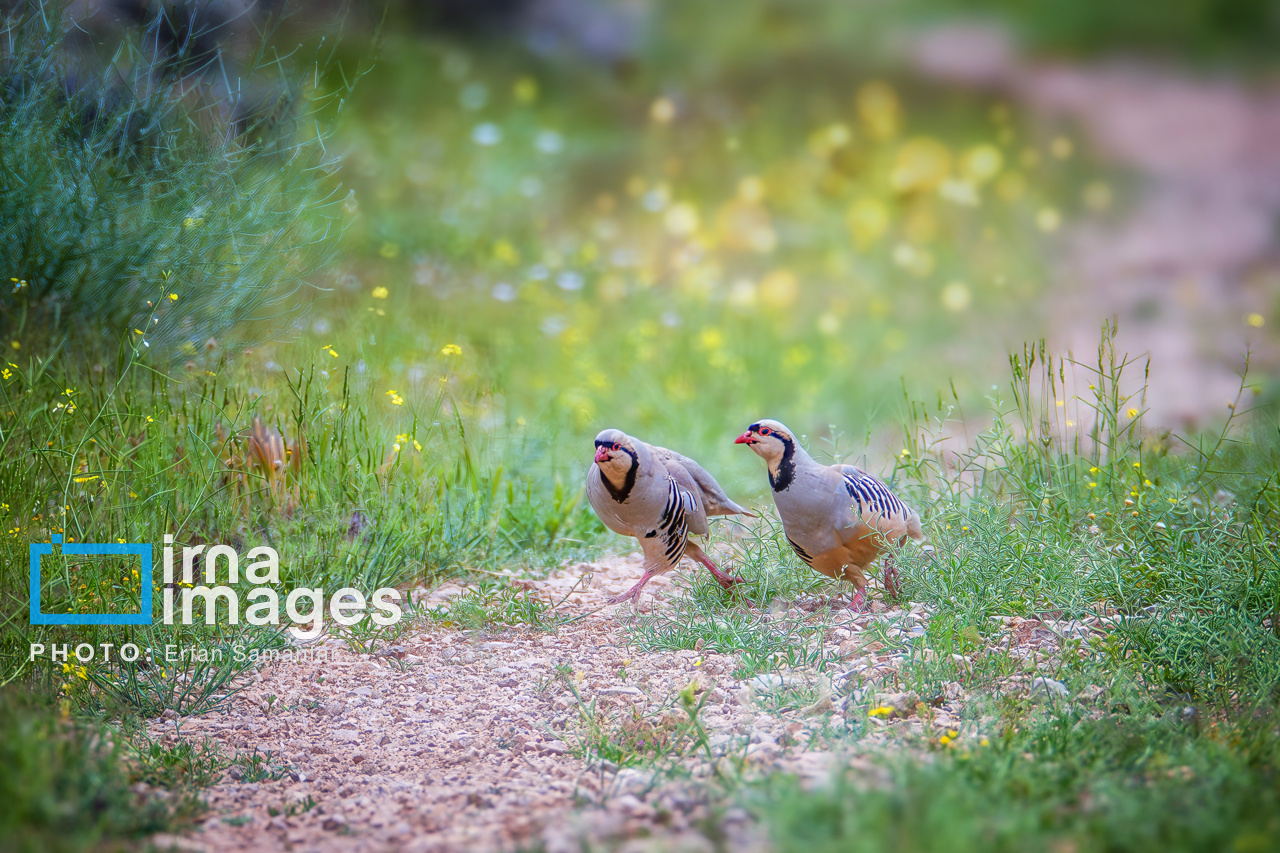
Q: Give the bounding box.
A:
[423,578,577,633]
[754,707,1280,853]
[0,689,217,852]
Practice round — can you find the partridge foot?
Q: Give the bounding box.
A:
[608,569,657,605]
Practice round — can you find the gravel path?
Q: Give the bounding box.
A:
[146,553,1111,852]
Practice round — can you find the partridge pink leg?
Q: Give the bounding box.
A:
[882,554,902,601]
[690,551,746,590]
[608,568,659,604]
[850,586,868,612]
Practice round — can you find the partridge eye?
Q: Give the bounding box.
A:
[759,427,772,436]
[612,443,620,451]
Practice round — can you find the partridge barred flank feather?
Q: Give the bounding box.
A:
[587,428,755,604]
[736,418,924,610]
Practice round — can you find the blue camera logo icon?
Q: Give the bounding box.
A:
[29,535,153,625]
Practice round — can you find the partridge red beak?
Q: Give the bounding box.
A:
[734,432,757,445]
[595,446,611,463]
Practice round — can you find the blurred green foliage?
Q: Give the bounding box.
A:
[0,4,343,356]
[285,11,1098,497]
[917,0,1280,60]
[0,688,212,852]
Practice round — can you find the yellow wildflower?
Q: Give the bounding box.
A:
[322,345,338,358]
[868,706,894,718]
[385,390,404,406]
[371,286,389,299]
[440,343,463,356]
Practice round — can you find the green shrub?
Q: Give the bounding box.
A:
[0,688,205,852]
[0,3,343,356]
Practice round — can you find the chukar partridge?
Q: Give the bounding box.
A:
[588,428,754,603]
[735,419,923,609]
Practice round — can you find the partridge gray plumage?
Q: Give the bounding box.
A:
[587,428,754,603]
[735,419,923,609]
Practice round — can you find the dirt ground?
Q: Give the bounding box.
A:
[149,556,795,853]
[147,553,1105,853]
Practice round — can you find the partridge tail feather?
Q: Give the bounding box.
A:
[721,499,757,518]
[906,512,925,542]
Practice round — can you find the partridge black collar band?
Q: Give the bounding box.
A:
[597,444,639,502]
[769,436,796,492]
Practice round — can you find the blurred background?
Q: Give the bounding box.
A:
[7,0,1280,493]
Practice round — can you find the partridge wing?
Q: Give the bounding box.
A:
[634,475,694,571]
[836,464,914,537]
[652,445,755,517]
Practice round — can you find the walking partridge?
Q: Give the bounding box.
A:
[735,419,923,609]
[587,428,754,604]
